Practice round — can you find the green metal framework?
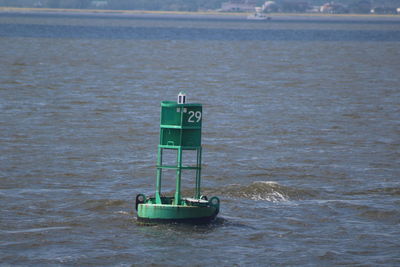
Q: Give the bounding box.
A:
[155,101,203,205]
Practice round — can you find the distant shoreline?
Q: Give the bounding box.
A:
[1,7,399,19]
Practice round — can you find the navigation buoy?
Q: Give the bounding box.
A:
[135,93,220,224]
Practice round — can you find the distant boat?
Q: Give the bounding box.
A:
[247,12,271,20]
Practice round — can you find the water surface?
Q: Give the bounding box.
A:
[1,12,399,266]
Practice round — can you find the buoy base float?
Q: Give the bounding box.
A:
[135,93,220,224]
[136,195,219,224]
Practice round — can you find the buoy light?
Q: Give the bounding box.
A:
[177,91,186,104]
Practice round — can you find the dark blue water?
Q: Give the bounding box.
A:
[1,12,399,266]
[1,19,400,41]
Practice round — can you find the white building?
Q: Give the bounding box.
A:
[262,1,279,13]
[91,1,108,8]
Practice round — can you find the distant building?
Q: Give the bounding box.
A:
[221,0,257,12]
[34,1,43,7]
[349,0,371,14]
[320,2,348,14]
[281,1,309,13]
[307,6,321,13]
[371,7,397,14]
[262,1,279,13]
[91,1,108,8]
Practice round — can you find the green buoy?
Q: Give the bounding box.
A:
[135,92,220,224]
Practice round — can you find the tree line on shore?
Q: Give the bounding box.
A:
[0,0,398,13]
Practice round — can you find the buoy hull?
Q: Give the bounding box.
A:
[137,204,218,224]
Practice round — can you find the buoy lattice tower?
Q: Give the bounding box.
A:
[157,92,202,204]
[135,93,219,223]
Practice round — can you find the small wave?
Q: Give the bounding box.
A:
[115,210,130,216]
[224,181,290,202]
[324,200,400,223]
[204,181,317,203]
[3,226,71,234]
[344,186,400,197]
[359,209,399,222]
[84,199,127,211]
[159,181,317,203]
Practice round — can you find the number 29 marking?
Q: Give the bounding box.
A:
[188,111,202,123]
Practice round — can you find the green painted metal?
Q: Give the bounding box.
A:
[136,93,220,224]
[138,202,217,221]
[136,195,220,223]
